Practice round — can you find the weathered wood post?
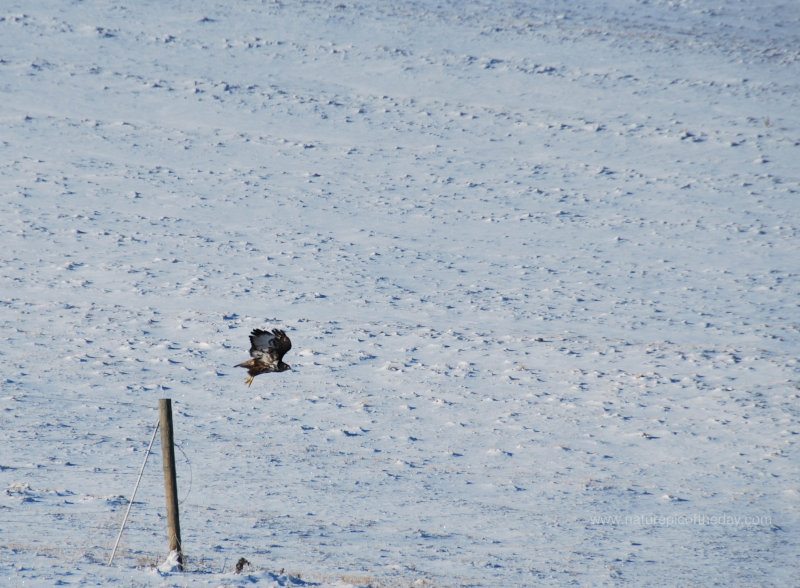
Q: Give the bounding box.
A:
[159,398,183,570]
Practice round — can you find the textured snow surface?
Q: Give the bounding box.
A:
[2,1,799,586]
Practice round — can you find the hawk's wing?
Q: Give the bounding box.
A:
[249,328,291,364]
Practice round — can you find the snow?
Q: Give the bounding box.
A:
[1,0,799,585]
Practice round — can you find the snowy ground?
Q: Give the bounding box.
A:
[2,1,799,585]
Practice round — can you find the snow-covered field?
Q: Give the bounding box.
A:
[2,1,799,585]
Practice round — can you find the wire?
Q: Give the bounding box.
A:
[173,440,193,505]
[108,418,159,566]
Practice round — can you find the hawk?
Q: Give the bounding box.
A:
[235,328,292,387]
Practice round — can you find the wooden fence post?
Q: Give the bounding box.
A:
[159,398,183,570]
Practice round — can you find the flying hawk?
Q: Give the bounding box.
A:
[235,328,292,387]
